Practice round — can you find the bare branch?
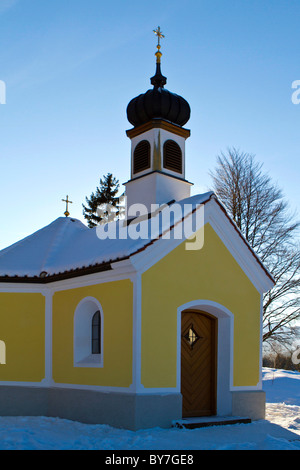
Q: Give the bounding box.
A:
[210,148,300,346]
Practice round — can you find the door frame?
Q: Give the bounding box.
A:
[177,300,234,417]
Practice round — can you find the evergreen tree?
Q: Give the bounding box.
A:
[82,173,120,228]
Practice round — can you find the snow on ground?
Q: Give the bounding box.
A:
[0,368,299,450]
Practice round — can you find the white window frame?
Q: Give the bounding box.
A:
[73,297,104,368]
[0,340,6,365]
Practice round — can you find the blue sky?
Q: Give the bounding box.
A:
[0,0,299,249]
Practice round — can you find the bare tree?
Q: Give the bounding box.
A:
[210,148,300,345]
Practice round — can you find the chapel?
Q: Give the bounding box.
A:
[0,29,274,430]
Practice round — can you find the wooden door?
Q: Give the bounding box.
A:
[181,310,217,417]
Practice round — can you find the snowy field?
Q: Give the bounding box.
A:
[0,368,299,451]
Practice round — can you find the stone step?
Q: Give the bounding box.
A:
[173,416,252,429]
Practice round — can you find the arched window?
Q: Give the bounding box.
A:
[74,298,103,368]
[163,140,182,174]
[133,140,151,174]
[92,311,101,354]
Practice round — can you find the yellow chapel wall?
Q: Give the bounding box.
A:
[52,279,133,388]
[0,293,45,382]
[141,222,261,389]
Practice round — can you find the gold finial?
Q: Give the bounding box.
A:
[62,195,73,217]
[153,26,165,46]
[153,26,165,64]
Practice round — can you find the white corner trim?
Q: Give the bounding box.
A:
[258,293,264,389]
[43,289,54,386]
[131,272,142,393]
[0,340,6,365]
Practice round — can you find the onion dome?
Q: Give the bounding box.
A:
[126,28,191,128]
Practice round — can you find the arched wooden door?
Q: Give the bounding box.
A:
[181,310,217,417]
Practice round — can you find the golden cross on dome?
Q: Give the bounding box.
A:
[62,195,73,217]
[153,26,165,64]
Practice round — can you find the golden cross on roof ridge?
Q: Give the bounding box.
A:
[62,195,73,217]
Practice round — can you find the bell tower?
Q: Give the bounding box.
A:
[124,27,193,213]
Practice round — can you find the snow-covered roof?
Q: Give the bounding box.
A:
[0,191,274,288]
[0,193,214,281]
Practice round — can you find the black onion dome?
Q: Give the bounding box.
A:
[127,63,191,128]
